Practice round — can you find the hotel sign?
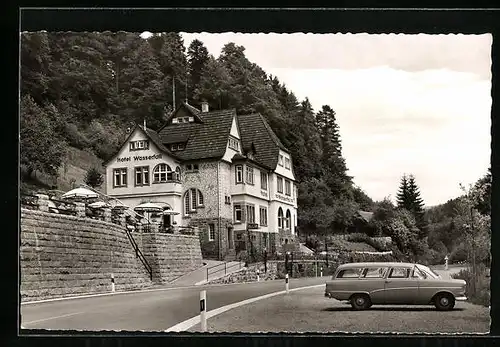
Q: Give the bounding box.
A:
[117,153,163,163]
[275,193,294,203]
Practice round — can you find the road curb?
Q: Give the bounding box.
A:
[165,283,325,332]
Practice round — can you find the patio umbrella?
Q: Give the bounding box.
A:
[62,187,99,200]
[134,202,165,231]
[162,210,180,215]
[133,202,165,213]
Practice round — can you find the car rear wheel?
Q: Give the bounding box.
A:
[350,294,371,310]
[434,293,455,311]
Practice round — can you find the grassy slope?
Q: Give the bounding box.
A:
[21,146,106,194]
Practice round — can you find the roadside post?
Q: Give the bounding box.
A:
[111,273,115,293]
[200,290,207,332]
[444,255,449,271]
[285,273,289,293]
[264,248,267,273]
[320,266,323,278]
[256,268,260,282]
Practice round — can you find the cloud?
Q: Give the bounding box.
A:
[181,33,492,79]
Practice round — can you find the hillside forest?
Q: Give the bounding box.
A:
[20,31,491,270]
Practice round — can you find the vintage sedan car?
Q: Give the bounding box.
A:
[324,262,467,311]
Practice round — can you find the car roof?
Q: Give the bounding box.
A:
[336,262,417,269]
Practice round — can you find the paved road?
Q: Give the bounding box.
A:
[21,277,327,331]
[189,286,490,334]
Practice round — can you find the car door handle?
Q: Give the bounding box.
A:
[385,280,391,283]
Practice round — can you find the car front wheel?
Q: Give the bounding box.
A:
[434,293,455,311]
[350,294,371,310]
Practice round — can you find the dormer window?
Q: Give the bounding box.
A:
[171,143,185,151]
[285,157,291,170]
[228,137,239,151]
[278,155,284,166]
[172,116,194,124]
[130,140,149,151]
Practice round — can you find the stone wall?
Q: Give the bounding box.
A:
[20,208,153,302]
[139,232,203,283]
[189,217,232,260]
[207,262,278,285]
[20,208,204,302]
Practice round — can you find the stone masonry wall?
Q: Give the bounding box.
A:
[189,217,232,259]
[140,232,203,283]
[20,208,153,302]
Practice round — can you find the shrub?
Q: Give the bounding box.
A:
[450,244,468,263]
[452,267,490,307]
[347,233,389,251]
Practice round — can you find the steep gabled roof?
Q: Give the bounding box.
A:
[357,210,374,223]
[158,101,204,133]
[102,124,179,166]
[158,109,236,161]
[237,113,287,170]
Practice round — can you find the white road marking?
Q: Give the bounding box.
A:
[22,311,84,326]
[21,278,318,305]
[165,284,325,332]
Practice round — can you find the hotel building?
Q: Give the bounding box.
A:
[104,101,298,260]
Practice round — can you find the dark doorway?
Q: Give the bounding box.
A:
[228,227,233,249]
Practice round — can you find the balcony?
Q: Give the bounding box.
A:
[247,223,259,230]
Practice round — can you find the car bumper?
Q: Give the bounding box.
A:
[455,296,468,301]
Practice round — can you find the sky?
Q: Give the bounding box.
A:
[142,32,492,206]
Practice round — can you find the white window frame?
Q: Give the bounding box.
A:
[234,204,243,223]
[184,188,204,215]
[134,166,150,186]
[285,209,291,229]
[235,165,243,183]
[246,166,254,185]
[175,166,181,181]
[285,157,290,170]
[186,163,199,173]
[153,163,171,183]
[277,176,283,193]
[278,207,284,228]
[246,204,255,224]
[285,180,291,196]
[278,155,284,166]
[228,137,239,151]
[259,206,268,226]
[208,224,215,241]
[113,168,127,187]
[260,171,268,190]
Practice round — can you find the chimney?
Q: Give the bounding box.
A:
[201,101,209,113]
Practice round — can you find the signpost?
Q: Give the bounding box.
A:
[285,273,289,293]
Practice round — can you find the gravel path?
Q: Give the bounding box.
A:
[189,286,490,334]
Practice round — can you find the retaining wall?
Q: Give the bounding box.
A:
[20,208,203,302]
[140,232,203,283]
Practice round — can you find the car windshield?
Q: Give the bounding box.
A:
[416,265,440,279]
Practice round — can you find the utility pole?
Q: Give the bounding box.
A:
[172,76,176,110]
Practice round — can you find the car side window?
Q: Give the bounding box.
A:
[412,267,428,279]
[336,268,362,278]
[388,267,411,279]
[361,267,388,278]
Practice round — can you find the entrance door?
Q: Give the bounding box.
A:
[228,227,233,249]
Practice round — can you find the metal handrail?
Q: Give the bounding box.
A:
[125,228,153,281]
[206,261,243,281]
